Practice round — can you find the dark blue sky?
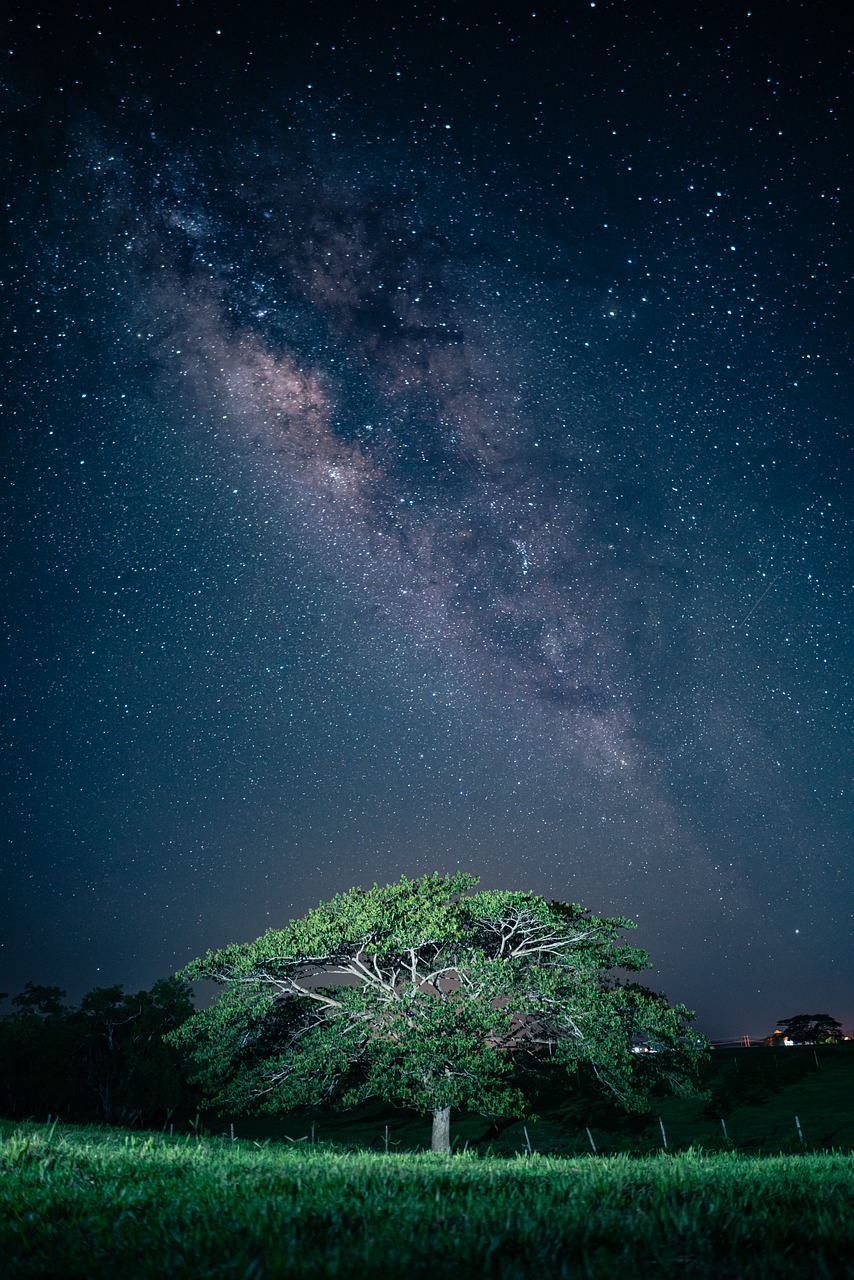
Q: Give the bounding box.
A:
[2,0,850,1039]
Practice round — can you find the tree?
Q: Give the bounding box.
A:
[10,983,67,1017]
[776,1013,844,1045]
[169,873,706,1152]
[73,978,196,1124]
[0,978,196,1125]
[0,985,72,1118]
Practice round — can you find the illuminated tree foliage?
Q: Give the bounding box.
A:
[169,873,706,1151]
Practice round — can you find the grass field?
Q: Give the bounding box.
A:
[2,1120,853,1278]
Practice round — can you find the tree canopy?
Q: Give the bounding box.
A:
[0,978,195,1125]
[169,873,706,1151]
[776,1013,844,1044]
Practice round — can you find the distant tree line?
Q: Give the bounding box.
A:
[0,978,198,1126]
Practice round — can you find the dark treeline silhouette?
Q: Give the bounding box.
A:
[0,978,199,1126]
[775,1013,844,1044]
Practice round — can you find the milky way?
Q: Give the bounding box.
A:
[135,147,658,771]
[2,3,851,1037]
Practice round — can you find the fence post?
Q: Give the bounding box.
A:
[795,1116,804,1144]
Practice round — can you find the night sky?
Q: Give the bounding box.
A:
[2,0,851,1040]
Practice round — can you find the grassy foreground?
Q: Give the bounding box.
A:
[2,1122,853,1279]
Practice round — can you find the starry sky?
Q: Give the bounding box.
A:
[2,0,851,1040]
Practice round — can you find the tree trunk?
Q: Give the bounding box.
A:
[431,1105,451,1154]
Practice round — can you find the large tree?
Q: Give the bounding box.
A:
[168,873,706,1152]
[776,1013,844,1044]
